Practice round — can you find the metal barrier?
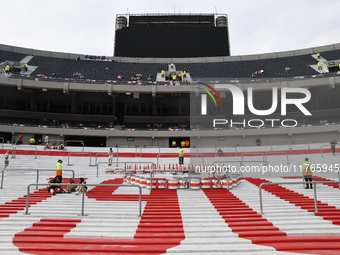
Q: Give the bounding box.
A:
[13,145,38,159]
[96,161,155,177]
[259,181,340,215]
[196,146,215,158]
[67,152,92,166]
[65,140,84,151]
[149,169,195,191]
[2,145,16,158]
[321,144,330,157]
[139,146,160,157]
[241,152,265,164]
[117,146,136,157]
[94,152,118,166]
[291,138,310,149]
[270,139,290,151]
[25,183,142,216]
[214,145,238,157]
[0,137,3,148]
[1,169,75,189]
[301,168,340,188]
[264,151,289,166]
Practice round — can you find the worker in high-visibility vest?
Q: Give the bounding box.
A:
[302,158,312,189]
[172,140,176,147]
[5,65,10,74]
[171,63,174,68]
[181,140,186,147]
[55,159,63,181]
[179,147,184,165]
[183,71,186,77]
[185,140,190,147]
[24,63,28,72]
[317,52,321,59]
[29,136,35,145]
[161,70,165,77]
[317,62,322,70]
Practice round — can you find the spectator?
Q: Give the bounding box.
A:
[256,138,261,146]
[63,178,76,193]
[48,176,62,195]
[331,140,337,156]
[285,67,291,71]
[4,150,9,170]
[58,142,64,150]
[75,177,87,195]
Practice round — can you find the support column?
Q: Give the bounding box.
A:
[152,96,157,115]
[112,95,117,115]
[30,90,35,111]
[71,94,77,114]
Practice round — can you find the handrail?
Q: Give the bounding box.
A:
[25,183,142,216]
[3,145,16,158]
[67,152,92,166]
[94,152,118,166]
[270,139,290,151]
[14,145,38,159]
[214,145,238,157]
[241,152,265,163]
[1,169,75,189]
[64,140,84,151]
[291,138,310,149]
[301,167,340,188]
[264,151,289,166]
[96,161,155,177]
[259,181,340,215]
[321,144,330,157]
[140,146,160,158]
[0,137,4,148]
[149,169,195,191]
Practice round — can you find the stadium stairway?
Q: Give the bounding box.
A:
[1,148,340,254]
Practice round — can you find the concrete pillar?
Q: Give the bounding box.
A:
[112,96,117,115]
[30,90,35,111]
[152,97,157,115]
[71,94,76,114]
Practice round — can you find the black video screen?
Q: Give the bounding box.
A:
[114,27,230,58]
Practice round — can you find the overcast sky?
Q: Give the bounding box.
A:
[1,0,340,57]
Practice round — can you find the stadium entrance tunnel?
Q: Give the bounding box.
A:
[168,137,190,148]
[0,132,13,144]
[64,136,106,147]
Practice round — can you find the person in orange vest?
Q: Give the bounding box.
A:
[185,140,190,147]
[302,158,312,189]
[55,159,63,181]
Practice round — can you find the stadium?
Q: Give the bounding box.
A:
[1,12,340,254]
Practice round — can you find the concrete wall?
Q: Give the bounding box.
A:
[2,123,339,147]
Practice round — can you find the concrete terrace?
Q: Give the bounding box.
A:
[0,144,340,254]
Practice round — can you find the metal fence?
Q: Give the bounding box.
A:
[25,183,142,216]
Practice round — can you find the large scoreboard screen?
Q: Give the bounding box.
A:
[114,14,230,58]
